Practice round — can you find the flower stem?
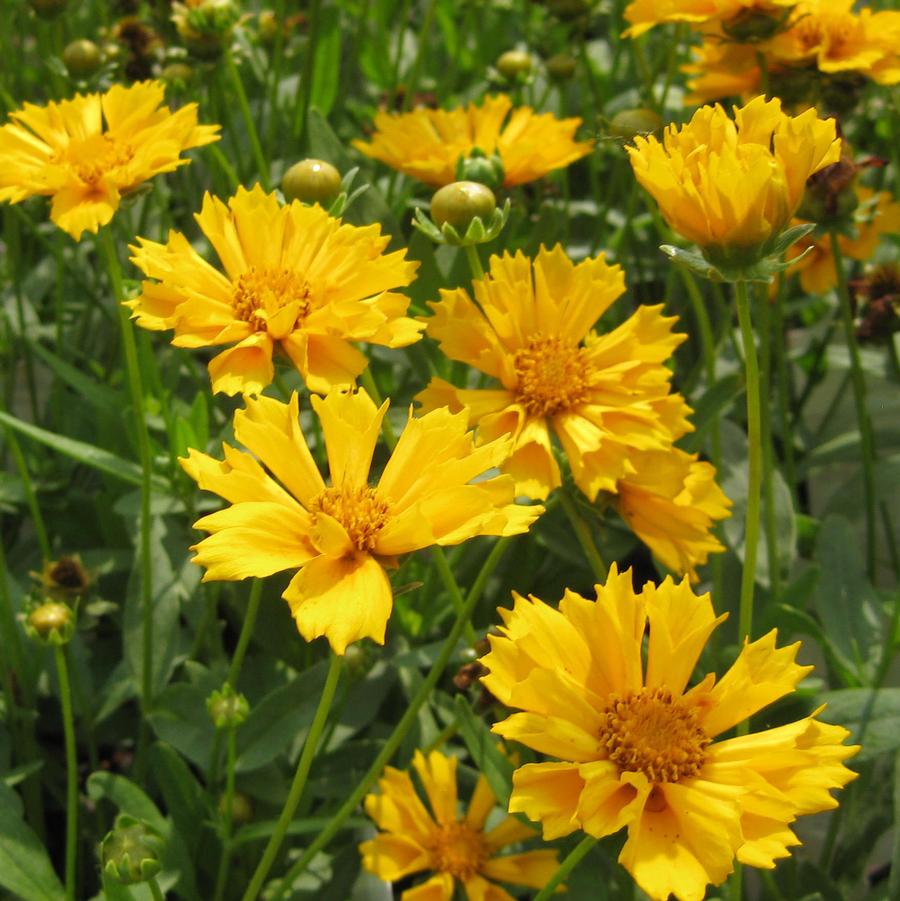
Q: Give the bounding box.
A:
[148,876,165,901]
[294,0,323,147]
[360,367,398,449]
[772,276,799,506]
[240,652,343,901]
[268,537,516,900]
[213,726,238,901]
[100,229,155,755]
[227,579,263,688]
[736,279,762,658]
[55,644,78,901]
[464,244,485,282]
[3,422,51,561]
[431,547,478,645]
[757,287,780,598]
[225,52,271,190]
[533,835,600,901]
[830,232,877,578]
[559,488,608,583]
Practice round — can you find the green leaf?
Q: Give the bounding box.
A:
[309,5,342,117]
[0,783,65,901]
[86,772,167,834]
[817,688,900,760]
[660,244,722,282]
[890,749,900,901]
[28,340,120,411]
[453,695,513,809]
[148,683,218,771]
[148,743,208,858]
[681,374,741,453]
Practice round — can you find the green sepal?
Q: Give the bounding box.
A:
[412,198,510,247]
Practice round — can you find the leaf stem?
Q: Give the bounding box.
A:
[55,643,78,901]
[559,488,608,583]
[225,52,271,190]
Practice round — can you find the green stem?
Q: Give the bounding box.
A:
[830,232,877,578]
[757,289,780,597]
[464,244,485,282]
[772,276,799,507]
[400,0,438,112]
[294,0,323,147]
[213,726,238,901]
[269,537,518,900]
[240,653,343,901]
[225,52,270,190]
[559,488,608,582]
[147,876,165,901]
[227,579,263,688]
[100,229,154,760]
[55,644,78,901]
[533,836,600,901]
[736,280,762,658]
[431,547,478,645]
[3,423,51,561]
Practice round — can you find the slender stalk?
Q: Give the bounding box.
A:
[100,229,155,756]
[227,579,264,688]
[533,836,600,901]
[464,244,485,282]
[147,876,165,901]
[55,644,78,901]
[241,653,343,901]
[400,0,439,112]
[213,726,238,901]
[269,537,517,900]
[3,423,51,561]
[225,52,270,190]
[360,367,398,450]
[757,288,780,597]
[735,280,762,655]
[294,0,323,147]
[431,547,478,645]
[559,488,608,583]
[772,276,799,506]
[830,232,877,577]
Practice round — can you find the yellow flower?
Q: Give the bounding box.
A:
[352,94,592,188]
[683,39,764,105]
[786,188,900,295]
[360,749,559,900]
[415,246,691,502]
[616,447,731,580]
[627,95,840,267]
[126,184,422,396]
[624,0,799,38]
[480,567,859,901]
[0,81,219,240]
[181,390,542,655]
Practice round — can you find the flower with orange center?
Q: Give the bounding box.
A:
[615,447,732,581]
[352,94,592,188]
[480,567,859,901]
[628,95,840,270]
[0,81,219,239]
[682,39,764,105]
[181,390,542,655]
[126,184,422,395]
[623,0,800,38]
[785,188,900,295]
[360,749,559,900]
[415,245,691,502]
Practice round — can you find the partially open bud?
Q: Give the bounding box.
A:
[25,600,75,645]
[281,158,342,206]
[207,684,250,729]
[218,791,254,825]
[496,49,532,81]
[545,53,577,82]
[101,816,163,885]
[63,39,103,77]
[607,108,663,140]
[172,0,240,60]
[454,148,504,189]
[29,0,69,19]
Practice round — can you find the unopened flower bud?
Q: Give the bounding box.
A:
[454,148,504,189]
[496,49,532,80]
[101,816,163,885]
[281,158,342,206]
[161,62,194,84]
[25,600,75,645]
[29,0,69,19]
[431,181,497,232]
[608,108,663,140]
[218,791,254,824]
[207,684,250,729]
[545,53,577,82]
[63,39,103,77]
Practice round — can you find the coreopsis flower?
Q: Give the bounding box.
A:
[480,567,859,901]
[627,95,840,272]
[415,246,691,502]
[352,94,592,188]
[683,39,764,105]
[0,81,219,240]
[360,749,559,900]
[623,0,799,39]
[616,447,731,580]
[126,185,422,396]
[181,390,542,655]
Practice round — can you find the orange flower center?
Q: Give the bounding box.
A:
[232,267,311,337]
[598,687,710,783]
[512,334,590,417]
[430,822,487,881]
[794,12,856,56]
[61,133,135,185]
[309,486,389,552]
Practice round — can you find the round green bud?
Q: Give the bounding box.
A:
[160,62,194,84]
[257,10,279,44]
[62,39,103,77]
[281,159,342,206]
[608,108,663,139]
[431,181,497,233]
[29,0,69,19]
[26,601,74,645]
[101,816,163,885]
[496,49,532,80]
[455,149,505,189]
[218,791,254,825]
[544,53,577,81]
[207,685,250,729]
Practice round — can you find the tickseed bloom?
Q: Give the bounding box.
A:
[683,40,764,105]
[480,567,859,901]
[352,94,592,188]
[126,184,422,396]
[360,749,559,900]
[0,81,219,240]
[616,447,731,581]
[628,95,840,270]
[786,188,900,295]
[623,0,799,39]
[181,390,542,655]
[416,246,691,502]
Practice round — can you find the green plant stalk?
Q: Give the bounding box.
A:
[735,280,762,733]
[147,876,165,901]
[559,488,608,582]
[464,244,485,282]
[225,52,271,190]
[294,0,323,147]
[533,835,601,901]
[227,579,264,687]
[400,0,438,112]
[757,288,780,597]
[431,547,478,645]
[55,644,78,901]
[388,0,413,106]
[829,232,877,577]
[3,423,51,561]
[772,277,799,505]
[213,726,238,901]
[100,229,155,736]
[241,652,343,901]
[269,537,514,899]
